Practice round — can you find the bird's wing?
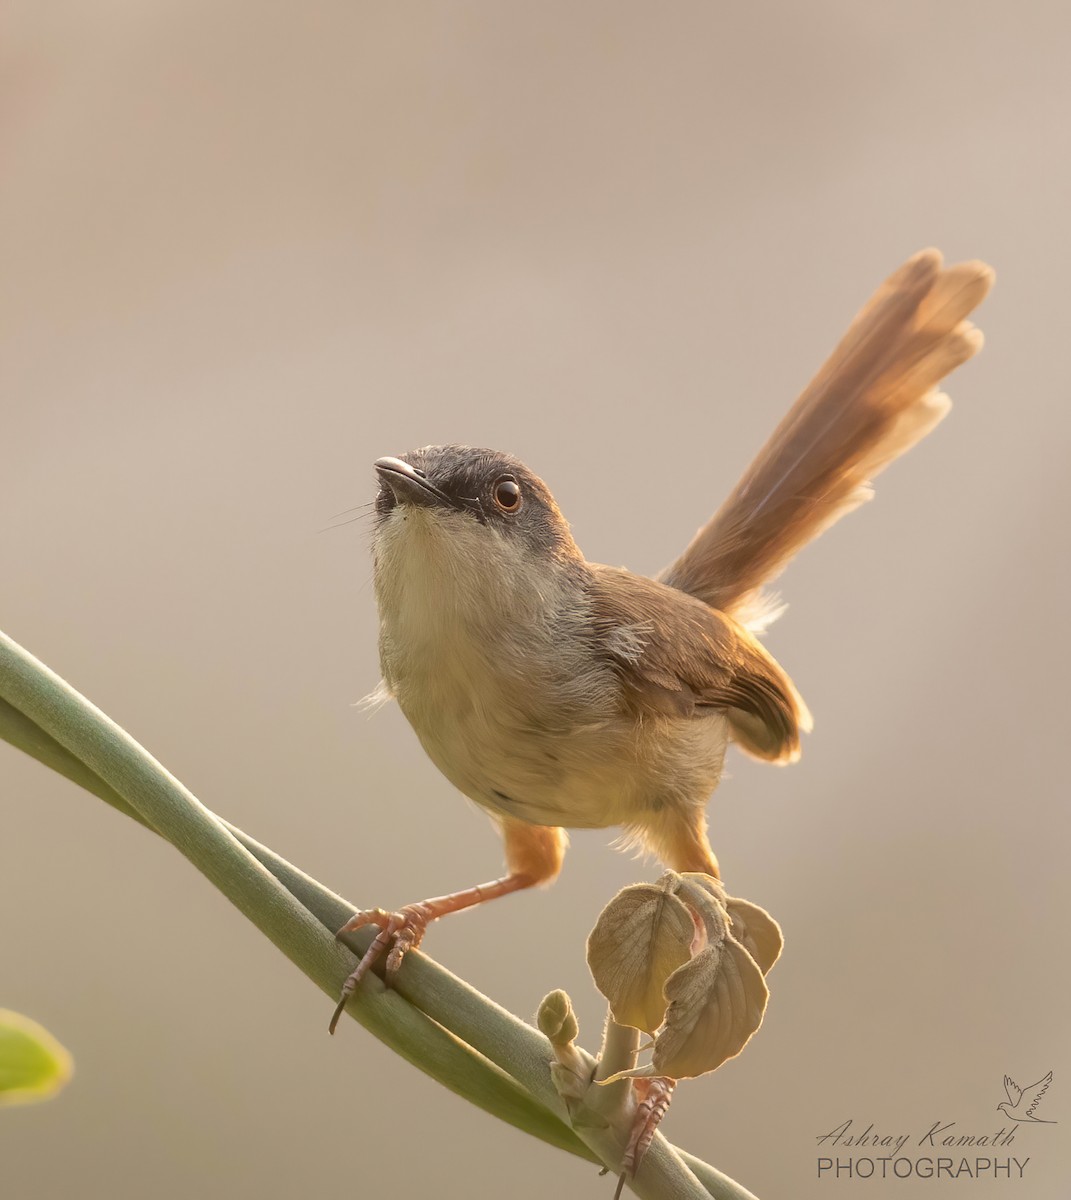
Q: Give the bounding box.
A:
[657,250,993,629]
[1023,1072,1053,1117]
[1004,1075,1022,1106]
[589,566,810,763]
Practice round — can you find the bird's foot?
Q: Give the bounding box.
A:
[329,902,433,1033]
[619,1078,676,1187]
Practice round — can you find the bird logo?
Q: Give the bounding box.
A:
[997,1072,1056,1123]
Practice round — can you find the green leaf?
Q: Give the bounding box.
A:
[0,1010,73,1106]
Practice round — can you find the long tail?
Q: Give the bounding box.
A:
[658,249,994,624]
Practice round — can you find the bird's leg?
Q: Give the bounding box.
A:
[641,807,720,878]
[330,873,532,1031]
[330,820,565,1033]
[612,1077,677,1195]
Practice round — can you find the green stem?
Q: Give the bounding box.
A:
[0,631,759,1200]
[0,646,586,1163]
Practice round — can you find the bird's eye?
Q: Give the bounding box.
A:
[492,477,522,512]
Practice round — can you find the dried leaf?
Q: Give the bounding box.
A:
[586,877,695,1033]
[651,937,769,1080]
[588,870,780,1083]
[675,873,731,944]
[676,872,782,975]
[725,897,783,976]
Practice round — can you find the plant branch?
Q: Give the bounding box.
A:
[0,642,585,1162]
[0,630,760,1200]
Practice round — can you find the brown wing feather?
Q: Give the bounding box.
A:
[658,249,994,623]
[590,566,810,763]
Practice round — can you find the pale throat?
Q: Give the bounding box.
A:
[373,507,575,686]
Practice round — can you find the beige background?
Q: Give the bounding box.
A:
[2,4,1068,1198]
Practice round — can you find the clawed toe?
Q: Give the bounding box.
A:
[617,1077,676,1191]
[329,904,431,1034]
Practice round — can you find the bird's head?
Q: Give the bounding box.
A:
[370,444,584,619]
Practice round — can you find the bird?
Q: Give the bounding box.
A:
[329,248,993,1030]
[998,1072,1056,1123]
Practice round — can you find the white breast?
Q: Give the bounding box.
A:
[371,506,728,830]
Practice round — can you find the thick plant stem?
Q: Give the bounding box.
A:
[0,631,761,1200]
[0,645,587,1162]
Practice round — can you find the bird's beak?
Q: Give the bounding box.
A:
[374,456,453,511]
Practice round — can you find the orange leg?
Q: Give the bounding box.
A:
[330,819,565,1033]
[636,807,720,878]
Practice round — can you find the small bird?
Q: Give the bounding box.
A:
[330,249,993,1028]
[998,1072,1056,1123]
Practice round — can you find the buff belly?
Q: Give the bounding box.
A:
[374,504,728,832]
[396,677,730,832]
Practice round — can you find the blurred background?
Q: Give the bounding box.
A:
[2,3,1069,1197]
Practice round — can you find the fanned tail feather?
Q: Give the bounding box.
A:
[659,249,994,624]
